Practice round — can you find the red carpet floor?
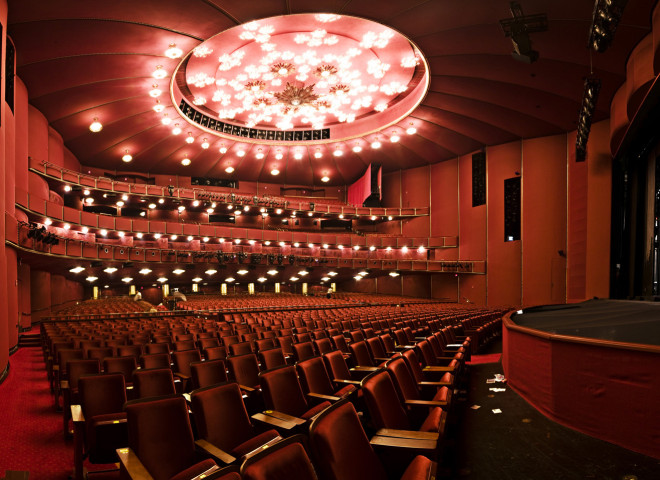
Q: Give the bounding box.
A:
[0,346,117,479]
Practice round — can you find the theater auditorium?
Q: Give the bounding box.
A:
[1,0,659,479]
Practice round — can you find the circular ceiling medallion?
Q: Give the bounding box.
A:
[172,13,429,145]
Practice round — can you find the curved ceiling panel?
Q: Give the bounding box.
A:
[8,0,657,186]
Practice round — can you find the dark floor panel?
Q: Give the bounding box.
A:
[440,338,660,479]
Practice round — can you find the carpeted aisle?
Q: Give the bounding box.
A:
[0,347,73,479]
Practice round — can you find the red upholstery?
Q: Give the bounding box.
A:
[293,342,315,362]
[240,437,318,480]
[191,383,279,458]
[140,352,171,370]
[259,366,330,419]
[227,353,260,389]
[259,347,287,370]
[168,459,217,480]
[172,350,202,378]
[125,395,217,480]
[322,351,352,381]
[190,359,228,390]
[133,368,176,399]
[204,346,228,360]
[297,357,356,398]
[103,356,137,385]
[349,341,375,367]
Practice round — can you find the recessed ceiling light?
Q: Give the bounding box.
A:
[121,277,133,283]
[185,132,195,144]
[139,268,152,274]
[165,43,183,59]
[86,276,98,282]
[267,269,278,275]
[121,152,132,163]
[406,124,417,135]
[219,145,228,154]
[321,176,330,182]
[157,277,168,283]
[173,269,185,275]
[225,166,235,173]
[237,150,245,157]
[192,277,202,282]
[69,266,85,273]
[333,149,343,157]
[353,144,362,153]
[205,269,217,275]
[181,158,191,166]
[172,124,182,135]
[152,65,167,79]
[294,151,303,160]
[225,277,235,283]
[153,101,164,113]
[89,118,103,132]
[271,168,280,175]
[201,138,210,149]
[149,84,162,97]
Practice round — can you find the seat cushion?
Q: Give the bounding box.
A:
[169,458,217,480]
[419,407,445,434]
[400,455,435,480]
[301,401,331,420]
[231,429,281,458]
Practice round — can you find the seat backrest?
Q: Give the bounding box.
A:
[309,401,387,480]
[227,353,260,388]
[322,351,351,381]
[417,340,438,367]
[67,359,100,391]
[349,330,365,343]
[400,348,424,384]
[259,366,308,417]
[191,382,254,452]
[139,352,171,370]
[86,346,114,361]
[380,334,396,354]
[79,373,127,418]
[313,338,333,355]
[349,341,374,367]
[117,345,143,358]
[125,395,198,480]
[240,435,318,480]
[190,359,228,390]
[296,357,334,396]
[145,343,170,355]
[331,335,349,354]
[386,357,420,403]
[204,345,227,361]
[255,338,276,352]
[366,337,387,360]
[103,356,138,384]
[173,350,202,376]
[229,341,253,356]
[361,370,410,430]
[174,340,197,352]
[259,347,286,370]
[277,335,294,356]
[293,342,315,362]
[133,368,176,399]
[57,348,84,375]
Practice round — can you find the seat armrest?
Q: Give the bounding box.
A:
[117,447,155,480]
[332,378,361,386]
[173,372,190,381]
[351,366,379,372]
[445,343,464,348]
[418,380,452,388]
[370,430,438,451]
[373,357,391,363]
[195,439,236,465]
[374,428,439,441]
[423,365,455,373]
[307,392,341,402]
[238,384,256,393]
[252,410,306,430]
[71,404,85,424]
[405,399,449,408]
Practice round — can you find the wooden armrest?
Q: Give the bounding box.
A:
[195,439,236,465]
[53,364,60,372]
[117,447,154,480]
[418,380,452,388]
[423,366,454,373]
[174,373,190,381]
[182,393,191,403]
[95,417,127,427]
[238,384,256,393]
[60,379,70,390]
[350,366,379,372]
[252,410,305,430]
[373,357,391,363]
[375,428,439,441]
[370,434,437,451]
[405,399,448,408]
[241,435,283,460]
[71,405,85,423]
[445,343,464,348]
[188,465,221,480]
[307,392,341,402]
[332,378,361,386]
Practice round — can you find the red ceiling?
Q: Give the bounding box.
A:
[7,0,657,186]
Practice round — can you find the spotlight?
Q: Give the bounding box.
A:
[575,76,601,162]
[588,0,628,52]
[499,2,548,64]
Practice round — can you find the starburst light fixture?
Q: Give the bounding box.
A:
[174,14,429,141]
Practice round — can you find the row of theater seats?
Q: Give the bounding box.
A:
[40,306,503,479]
[52,298,151,316]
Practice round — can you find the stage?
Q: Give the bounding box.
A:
[502,299,660,460]
[511,299,660,346]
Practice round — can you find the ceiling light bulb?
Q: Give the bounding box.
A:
[371,139,381,149]
[165,43,183,59]
[353,144,362,153]
[192,200,200,207]
[157,277,168,282]
[116,201,124,207]
[64,185,72,192]
[205,269,217,275]
[178,205,185,212]
[256,149,265,159]
[161,114,171,125]
[122,150,133,162]
[294,152,303,160]
[275,152,283,160]
[203,237,209,242]
[148,203,156,209]
[149,84,162,97]
[63,223,71,230]
[187,235,193,241]
[152,65,167,79]
[139,268,152,274]
[406,125,417,135]
[206,208,214,213]
[219,145,227,154]
[153,101,164,113]
[201,138,210,149]
[172,124,182,135]
[170,235,178,240]
[321,176,330,183]
[154,233,162,239]
[271,168,280,175]
[237,150,245,157]
[158,198,165,204]
[314,150,323,158]
[136,232,143,238]
[185,133,195,144]
[225,166,235,173]
[89,118,103,132]
[388,215,393,220]
[44,218,52,225]
[100,229,108,236]
[181,158,191,166]
[369,245,376,251]
[333,149,343,157]
[390,134,400,142]
[81,227,89,234]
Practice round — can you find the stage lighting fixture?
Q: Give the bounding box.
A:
[588,0,628,52]
[499,2,548,64]
[575,76,601,162]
